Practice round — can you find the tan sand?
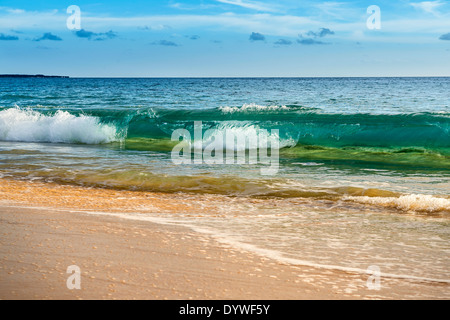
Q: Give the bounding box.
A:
[0,178,448,300]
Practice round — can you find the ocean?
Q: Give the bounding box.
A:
[0,77,449,287]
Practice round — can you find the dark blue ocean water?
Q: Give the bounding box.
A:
[1,77,449,113]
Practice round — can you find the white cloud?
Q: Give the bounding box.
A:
[0,9,316,36]
[169,2,217,11]
[1,6,450,41]
[7,8,25,14]
[81,13,316,36]
[314,2,359,20]
[0,8,62,30]
[410,1,444,15]
[0,6,26,14]
[216,0,276,12]
[169,3,183,9]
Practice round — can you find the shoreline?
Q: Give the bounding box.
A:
[0,178,448,299]
[0,204,343,300]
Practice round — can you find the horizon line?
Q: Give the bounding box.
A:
[2,74,450,79]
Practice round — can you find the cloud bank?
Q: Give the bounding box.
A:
[0,33,18,40]
[249,32,265,41]
[152,40,179,46]
[439,32,450,40]
[75,29,117,41]
[34,32,62,41]
[298,27,334,45]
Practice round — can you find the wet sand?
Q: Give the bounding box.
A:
[0,178,448,299]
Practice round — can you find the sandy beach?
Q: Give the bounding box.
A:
[0,178,448,300]
[1,0,450,303]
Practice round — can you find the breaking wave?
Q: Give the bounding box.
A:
[0,107,120,144]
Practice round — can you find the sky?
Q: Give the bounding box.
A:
[0,0,449,77]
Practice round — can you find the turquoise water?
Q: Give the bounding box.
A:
[1,77,449,202]
[0,77,449,287]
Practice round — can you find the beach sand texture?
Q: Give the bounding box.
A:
[0,178,448,300]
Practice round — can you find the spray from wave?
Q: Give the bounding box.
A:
[0,108,120,144]
[193,121,297,151]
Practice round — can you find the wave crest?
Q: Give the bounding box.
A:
[219,103,292,113]
[194,122,297,151]
[0,108,119,144]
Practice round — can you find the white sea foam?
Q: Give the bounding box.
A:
[344,194,450,213]
[219,103,291,113]
[0,108,119,144]
[292,162,325,166]
[193,122,296,151]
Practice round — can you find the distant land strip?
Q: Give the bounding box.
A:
[0,74,69,78]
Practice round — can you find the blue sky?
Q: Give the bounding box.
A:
[0,0,449,77]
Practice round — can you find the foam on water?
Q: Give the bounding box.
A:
[219,103,291,113]
[344,194,450,213]
[0,107,119,144]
